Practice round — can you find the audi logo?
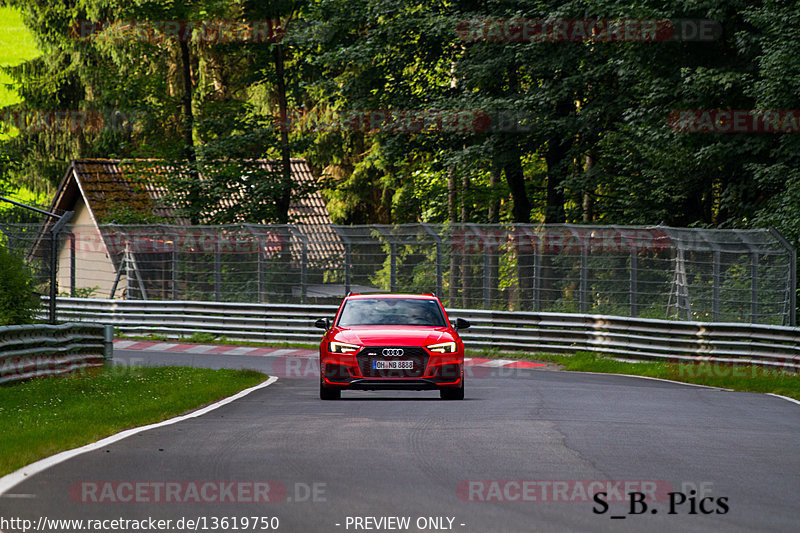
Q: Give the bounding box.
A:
[382,348,404,357]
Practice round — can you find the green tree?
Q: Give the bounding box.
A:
[0,243,39,325]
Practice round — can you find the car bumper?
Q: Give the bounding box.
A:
[347,378,460,390]
[320,353,463,389]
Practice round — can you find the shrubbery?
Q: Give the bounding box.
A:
[0,244,40,325]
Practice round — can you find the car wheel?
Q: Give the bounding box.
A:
[320,382,341,400]
[440,384,464,401]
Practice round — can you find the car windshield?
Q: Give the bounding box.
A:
[338,298,447,327]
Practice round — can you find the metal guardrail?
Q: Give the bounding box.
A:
[54,298,800,370]
[0,323,109,384]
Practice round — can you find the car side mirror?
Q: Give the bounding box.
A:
[314,318,330,330]
[454,318,470,330]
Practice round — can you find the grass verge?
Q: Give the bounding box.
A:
[469,348,800,401]
[0,366,268,477]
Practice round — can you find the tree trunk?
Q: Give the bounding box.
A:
[541,101,574,307]
[447,168,457,223]
[544,100,573,224]
[273,43,293,224]
[544,139,568,224]
[488,161,501,223]
[583,154,594,223]
[502,142,530,223]
[179,40,200,224]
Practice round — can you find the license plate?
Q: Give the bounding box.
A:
[373,360,413,370]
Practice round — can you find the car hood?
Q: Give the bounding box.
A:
[331,326,455,346]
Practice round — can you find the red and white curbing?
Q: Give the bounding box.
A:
[113,340,544,369]
[114,340,317,358]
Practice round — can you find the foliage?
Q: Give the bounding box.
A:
[59,285,100,298]
[0,242,39,325]
[0,1,798,308]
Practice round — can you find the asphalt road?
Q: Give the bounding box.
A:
[1,348,798,533]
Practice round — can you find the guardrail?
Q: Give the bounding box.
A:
[0,323,109,384]
[53,298,800,370]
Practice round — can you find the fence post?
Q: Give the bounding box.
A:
[301,236,308,304]
[258,240,265,303]
[533,240,541,312]
[390,242,397,292]
[769,227,796,326]
[630,248,638,317]
[125,243,131,299]
[712,250,720,321]
[68,232,76,297]
[751,252,758,323]
[214,241,222,302]
[103,324,114,363]
[580,233,588,314]
[172,233,179,300]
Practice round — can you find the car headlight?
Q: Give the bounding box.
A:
[330,341,361,353]
[427,341,456,353]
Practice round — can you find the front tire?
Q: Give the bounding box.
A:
[320,382,341,400]
[440,383,464,400]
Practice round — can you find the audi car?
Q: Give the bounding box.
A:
[315,293,470,400]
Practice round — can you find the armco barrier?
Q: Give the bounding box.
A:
[0,323,108,384]
[53,298,800,370]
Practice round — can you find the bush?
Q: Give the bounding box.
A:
[0,244,40,325]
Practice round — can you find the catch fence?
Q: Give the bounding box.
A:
[0,223,794,325]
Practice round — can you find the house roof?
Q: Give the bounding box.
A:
[46,158,344,267]
[49,158,331,225]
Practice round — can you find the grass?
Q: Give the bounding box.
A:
[0,366,268,477]
[0,6,39,109]
[469,348,800,401]
[0,6,50,209]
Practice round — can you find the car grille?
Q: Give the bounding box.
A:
[357,347,429,378]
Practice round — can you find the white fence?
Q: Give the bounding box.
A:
[54,298,800,370]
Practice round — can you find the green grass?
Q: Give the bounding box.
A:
[0,6,48,209]
[0,6,40,109]
[469,348,800,401]
[0,366,268,477]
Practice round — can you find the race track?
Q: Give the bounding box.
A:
[1,346,798,533]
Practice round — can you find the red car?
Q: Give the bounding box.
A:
[315,293,470,400]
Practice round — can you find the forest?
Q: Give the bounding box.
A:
[0,0,797,247]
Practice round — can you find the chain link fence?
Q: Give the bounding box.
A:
[0,222,794,325]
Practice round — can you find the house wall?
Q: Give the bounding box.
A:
[57,199,121,298]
